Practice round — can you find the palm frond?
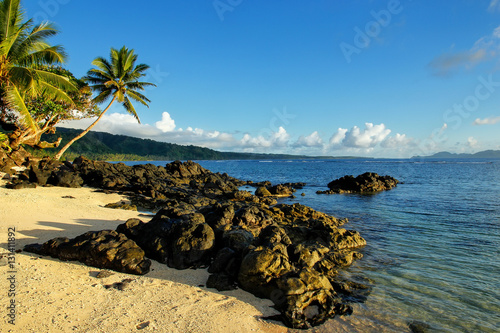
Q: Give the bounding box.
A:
[4,82,37,131]
[91,56,112,74]
[126,81,156,90]
[126,89,151,106]
[33,68,76,91]
[92,89,113,104]
[122,96,140,123]
[38,80,74,105]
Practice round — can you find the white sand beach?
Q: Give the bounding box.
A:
[0,177,290,333]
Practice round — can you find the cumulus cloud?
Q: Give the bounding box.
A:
[473,116,500,125]
[60,114,294,151]
[324,123,418,156]
[467,136,478,148]
[60,113,416,156]
[329,128,348,145]
[342,123,391,148]
[240,127,290,149]
[293,131,324,148]
[381,133,413,148]
[429,25,500,76]
[155,112,176,132]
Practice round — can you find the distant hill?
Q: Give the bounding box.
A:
[412,150,500,159]
[32,127,359,161]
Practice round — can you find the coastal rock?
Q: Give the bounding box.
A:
[6,179,37,189]
[319,172,399,194]
[206,273,237,291]
[165,160,207,179]
[48,166,84,188]
[117,211,215,270]
[28,158,60,185]
[255,186,272,197]
[15,156,369,329]
[268,184,295,197]
[105,201,138,211]
[255,183,297,197]
[166,218,215,269]
[24,230,151,275]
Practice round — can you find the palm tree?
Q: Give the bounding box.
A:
[0,0,75,149]
[54,46,155,160]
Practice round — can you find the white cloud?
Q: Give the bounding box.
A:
[473,116,500,125]
[239,127,290,149]
[329,128,348,145]
[60,113,419,157]
[342,123,391,148]
[381,133,413,148]
[467,136,478,148]
[155,112,176,132]
[429,25,500,76]
[293,131,323,147]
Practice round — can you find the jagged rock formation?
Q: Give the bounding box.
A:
[17,157,369,329]
[317,172,399,194]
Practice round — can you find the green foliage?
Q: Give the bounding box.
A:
[24,66,99,125]
[31,128,319,161]
[0,132,11,152]
[84,46,156,120]
[0,0,75,134]
[54,46,155,160]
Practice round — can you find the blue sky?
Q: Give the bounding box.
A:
[23,0,500,157]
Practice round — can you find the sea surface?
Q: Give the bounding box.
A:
[125,159,500,332]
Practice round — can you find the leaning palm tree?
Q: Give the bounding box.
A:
[0,0,75,149]
[54,46,155,160]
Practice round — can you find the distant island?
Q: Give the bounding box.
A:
[31,127,364,161]
[412,150,500,159]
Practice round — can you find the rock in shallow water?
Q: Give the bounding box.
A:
[317,172,399,194]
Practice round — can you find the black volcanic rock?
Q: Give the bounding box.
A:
[15,156,369,329]
[317,172,399,194]
[24,230,151,275]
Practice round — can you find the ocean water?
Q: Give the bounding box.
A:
[126,159,500,332]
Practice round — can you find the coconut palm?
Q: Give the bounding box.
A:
[54,46,155,160]
[0,0,75,149]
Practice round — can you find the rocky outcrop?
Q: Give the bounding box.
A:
[116,200,366,329]
[24,230,151,275]
[255,183,300,197]
[317,172,399,194]
[17,157,369,329]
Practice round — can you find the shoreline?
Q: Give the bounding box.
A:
[0,179,289,333]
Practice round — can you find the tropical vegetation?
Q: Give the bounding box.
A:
[0,0,83,150]
[54,46,155,160]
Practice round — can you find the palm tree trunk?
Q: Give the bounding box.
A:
[54,96,116,161]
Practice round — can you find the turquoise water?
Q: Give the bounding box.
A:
[127,159,500,332]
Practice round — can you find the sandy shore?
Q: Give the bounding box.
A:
[0,177,291,333]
